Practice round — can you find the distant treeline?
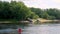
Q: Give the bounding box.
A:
[30,8,60,20]
[0,1,60,21]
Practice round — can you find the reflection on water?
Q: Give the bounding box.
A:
[0,24,60,34]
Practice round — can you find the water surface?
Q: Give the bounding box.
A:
[0,24,60,34]
[23,24,60,34]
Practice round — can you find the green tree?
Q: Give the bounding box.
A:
[29,12,39,19]
[30,8,58,20]
[0,1,32,21]
[9,1,32,20]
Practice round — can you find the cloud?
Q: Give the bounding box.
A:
[52,0,60,3]
[23,0,50,9]
[23,0,60,9]
[1,0,60,9]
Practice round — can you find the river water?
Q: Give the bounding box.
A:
[0,24,60,34]
[23,24,60,34]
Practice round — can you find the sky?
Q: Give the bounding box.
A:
[1,0,60,9]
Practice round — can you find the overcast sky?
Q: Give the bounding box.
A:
[1,0,60,9]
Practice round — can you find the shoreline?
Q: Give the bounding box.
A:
[0,18,60,24]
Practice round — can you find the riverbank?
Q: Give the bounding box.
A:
[32,18,60,24]
[37,18,60,23]
[0,18,60,24]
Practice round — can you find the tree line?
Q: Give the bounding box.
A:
[0,1,38,21]
[30,8,60,20]
[0,1,60,21]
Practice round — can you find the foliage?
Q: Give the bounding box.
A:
[0,1,60,21]
[0,1,33,21]
[30,8,60,20]
[29,12,39,19]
